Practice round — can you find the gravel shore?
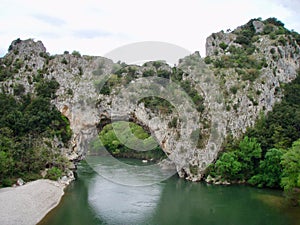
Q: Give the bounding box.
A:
[0,179,66,225]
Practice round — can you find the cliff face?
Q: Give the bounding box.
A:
[205,19,300,138]
[1,18,300,181]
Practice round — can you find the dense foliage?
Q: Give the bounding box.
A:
[246,74,300,152]
[208,136,262,181]
[92,121,166,161]
[280,140,300,205]
[208,73,300,205]
[0,78,71,186]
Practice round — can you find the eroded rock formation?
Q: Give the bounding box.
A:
[1,18,300,181]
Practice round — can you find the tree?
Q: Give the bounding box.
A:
[237,136,262,179]
[45,166,62,180]
[71,50,81,57]
[0,151,14,181]
[281,139,300,206]
[97,121,165,160]
[35,78,60,99]
[0,77,71,185]
[209,136,262,181]
[249,148,283,188]
[215,152,242,180]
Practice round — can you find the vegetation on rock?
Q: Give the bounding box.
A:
[0,76,71,186]
[207,71,300,205]
[92,121,166,161]
[0,17,300,209]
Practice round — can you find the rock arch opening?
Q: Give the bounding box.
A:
[89,119,167,163]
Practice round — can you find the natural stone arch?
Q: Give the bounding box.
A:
[55,56,228,181]
[91,74,224,181]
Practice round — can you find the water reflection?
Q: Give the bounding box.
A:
[86,155,176,186]
[86,156,166,224]
[88,175,162,225]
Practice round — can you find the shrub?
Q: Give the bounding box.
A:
[265,17,285,27]
[1,178,14,187]
[235,35,251,46]
[230,86,238,94]
[241,69,260,82]
[269,33,276,40]
[78,66,83,76]
[168,117,178,128]
[263,24,274,34]
[189,164,198,175]
[153,61,163,69]
[45,167,62,180]
[204,56,212,64]
[278,36,287,46]
[71,50,81,57]
[219,42,228,50]
[157,69,171,79]
[139,96,174,115]
[67,88,73,95]
[35,78,60,99]
[61,58,68,65]
[23,173,42,182]
[270,48,276,54]
[143,70,155,77]
[13,84,25,96]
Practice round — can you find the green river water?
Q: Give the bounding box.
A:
[39,156,300,225]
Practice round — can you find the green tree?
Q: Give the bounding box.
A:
[45,167,62,180]
[71,50,81,57]
[281,139,300,206]
[237,136,262,179]
[97,121,165,160]
[35,78,60,99]
[210,136,262,181]
[249,148,283,188]
[0,151,14,181]
[0,77,71,185]
[215,152,242,180]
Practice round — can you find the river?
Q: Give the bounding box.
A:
[39,156,300,225]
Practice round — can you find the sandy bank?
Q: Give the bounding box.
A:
[0,179,67,225]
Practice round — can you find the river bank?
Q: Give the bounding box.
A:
[0,179,69,225]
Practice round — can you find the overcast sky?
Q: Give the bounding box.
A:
[1,0,300,60]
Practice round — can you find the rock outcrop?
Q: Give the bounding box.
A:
[1,18,299,181]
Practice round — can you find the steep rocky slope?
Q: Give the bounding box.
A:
[1,18,299,181]
[205,18,300,137]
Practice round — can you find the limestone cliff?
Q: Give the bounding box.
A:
[1,18,299,181]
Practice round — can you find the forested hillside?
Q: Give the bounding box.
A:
[0,77,71,186]
[207,71,300,206]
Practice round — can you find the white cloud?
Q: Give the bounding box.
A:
[31,14,66,27]
[0,0,299,60]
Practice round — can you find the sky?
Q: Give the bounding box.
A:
[1,0,300,61]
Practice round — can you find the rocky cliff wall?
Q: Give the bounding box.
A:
[1,18,300,181]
